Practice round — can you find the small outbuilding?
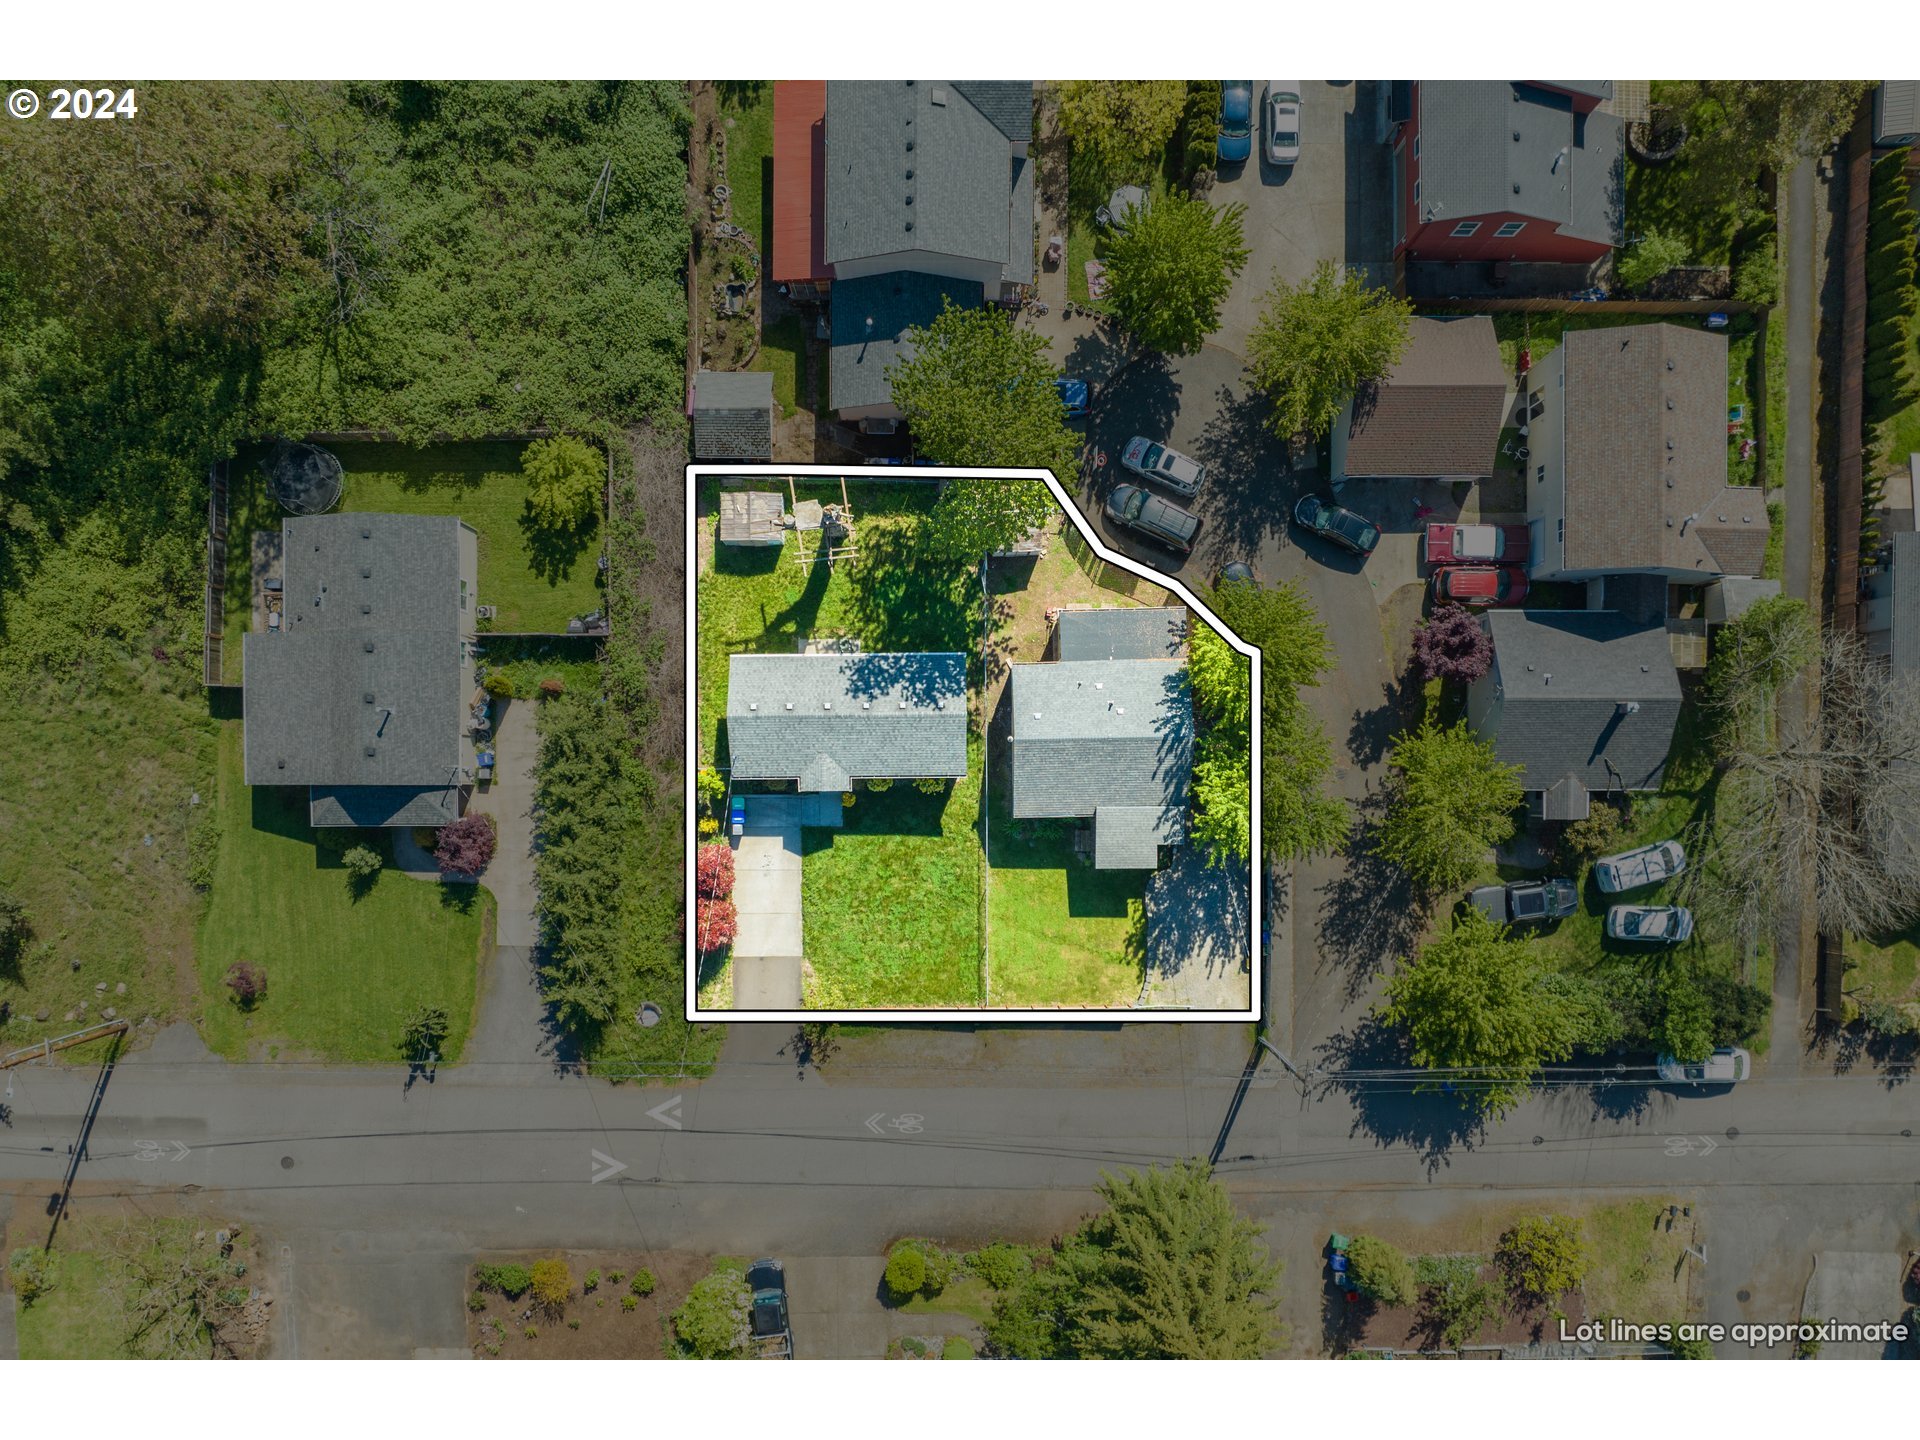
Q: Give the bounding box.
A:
[718,490,788,548]
[692,370,775,461]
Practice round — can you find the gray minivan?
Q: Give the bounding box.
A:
[1105,483,1199,554]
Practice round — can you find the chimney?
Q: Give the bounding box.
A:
[1616,701,1640,716]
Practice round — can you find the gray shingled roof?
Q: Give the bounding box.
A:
[829,270,971,412]
[726,652,968,788]
[1475,611,1681,799]
[692,370,774,460]
[309,783,465,829]
[1341,316,1508,478]
[1877,82,1920,143]
[1891,531,1920,679]
[1416,81,1625,247]
[823,81,1033,275]
[1094,804,1185,870]
[1054,607,1188,662]
[243,513,468,792]
[1009,660,1193,821]
[1561,325,1769,576]
[952,82,1034,143]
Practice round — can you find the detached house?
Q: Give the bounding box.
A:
[1524,324,1768,608]
[1391,81,1625,267]
[1330,315,1508,483]
[1468,610,1681,822]
[243,513,480,828]
[773,79,1035,428]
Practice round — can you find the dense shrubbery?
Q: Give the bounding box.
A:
[694,897,737,953]
[883,1247,927,1301]
[1411,604,1492,683]
[1864,150,1918,437]
[476,1263,533,1299]
[434,813,497,878]
[694,842,734,899]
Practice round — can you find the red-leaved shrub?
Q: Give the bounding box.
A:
[695,841,735,899]
[435,812,498,878]
[695,897,738,952]
[1412,603,1494,683]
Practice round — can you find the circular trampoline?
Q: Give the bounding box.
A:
[262,440,344,515]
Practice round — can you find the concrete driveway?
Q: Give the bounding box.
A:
[729,797,807,1009]
[1207,80,1395,355]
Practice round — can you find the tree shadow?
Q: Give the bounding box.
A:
[1314,1015,1486,1173]
[1314,800,1424,1004]
[1347,669,1421,769]
[519,502,594,586]
[1190,381,1296,554]
[846,519,977,654]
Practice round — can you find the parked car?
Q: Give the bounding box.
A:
[1121,435,1205,496]
[1217,82,1254,164]
[1424,521,1531,567]
[1055,377,1090,418]
[1593,839,1687,894]
[1605,904,1695,945]
[1292,493,1380,556]
[1431,566,1530,607]
[746,1258,793,1359]
[1469,877,1578,925]
[1263,83,1302,166]
[1657,1046,1751,1086]
[1217,560,1257,588]
[1105,483,1199,554]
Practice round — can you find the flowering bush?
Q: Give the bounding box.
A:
[1412,604,1493,683]
[695,841,735,899]
[435,812,498,877]
[695,897,738,952]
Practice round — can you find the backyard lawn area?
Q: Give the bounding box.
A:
[196,727,490,1063]
[754,314,807,417]
[1624,83,1745,268]
[986,805,1145,1007]
[800,747,985,1009]
[720,83,774,260]
[1843,921,1920,1019]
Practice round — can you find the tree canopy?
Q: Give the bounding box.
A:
[1664,82,1875,221]
[1188,616,1254,864]
[1373,719,1524,893]
[1055,82,1188,182]
[1102,194,1249,356]
[522,436,604,535]
[1246,260,1413,441]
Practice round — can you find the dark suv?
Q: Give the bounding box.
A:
[1105,482,1199,554]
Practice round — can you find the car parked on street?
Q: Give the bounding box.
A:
[1605,904,1695,945]
[1431,565,1530,607]
[1292,493,1380,557]
[1263,83,1301,166]
[1105,483,1199,554]
[1469,877,1578,925]
[1121,435,1204,496]
[1657,1046,1751,1086]
[1217,82,1254,164]
[1424,521,1531,567]
[1593,839,1687,894]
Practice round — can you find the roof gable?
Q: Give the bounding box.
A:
[1009,660,1194,819]
[726,652,968,786]
[1343,316,1508,477]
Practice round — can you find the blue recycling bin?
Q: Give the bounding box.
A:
[729,795,746,838]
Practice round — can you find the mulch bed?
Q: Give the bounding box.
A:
[465,1250,708,1360]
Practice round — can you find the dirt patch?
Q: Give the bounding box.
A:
[622,436,688,779]
[464,1251,708,1360]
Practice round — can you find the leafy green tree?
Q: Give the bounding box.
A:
[1373,720,1524,894]
[1704,594,1815,755]
[924,478,1059,561]
[399,1004,451,1061]
[0,890,28,969]
[1615,230,1689,291]
[883,1246,926,1301]
[1055,81,1188,180]
[1345,1235,1416,1307]
[1102,194,1249,356]
[342,844,383,883]
[1415,1254,1499,1347]
[673,1269,751,1358]
[522,435,602,534]
[1663,82,1874,220]
[1246,260,1414,440]
[1655,971,1715,1063]
[1188,618,1253,864]
[983,1243,1098,1359]
[1379,909,1582,1116]
[1496,1215,1590,1306]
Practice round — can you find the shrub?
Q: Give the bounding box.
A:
[522,435,602,535]
[695,842,735,899]
[1733,233,1779,307]
[584,1269,600,1292]
[478,1263,533,1299]
[1346,1235,1416,1307]
[342,844,383,882]
[914,777,945,795]
[1667,1329,1715,1359]
[538,677,565,699]
[841,792,856,809]
[467,1291,487,1312]
[567,1318,581,1330]
[696,765,727,812]
[608,1270,623,1286]
[965,1243,1033,1292]
[900,1335,928,1357]
[865,777,893,792]
[0,890,28,966]
[8,1247,53,1305]
[1411,604,1492,683]
[621,1294,638,1312]
[1558,802,1625,867]
[1615,230,1689,292]
[1415,1254,1498,1347]
[694,897,737,952]
[1795,1318,1822,1358]
[530,1258,572,1312]
[920,1246,953,1298]
[1858,998,1920,1038]
[630,1269,656,1296]
[224,961,268,1010]
[674,1270,752,1358]
[483,672,516,700]
[698,816,720,839]
[1496,1215,1589,1305]
[523,1325,538,1340]
[435,812,498,878]
[884,1246,927,1302]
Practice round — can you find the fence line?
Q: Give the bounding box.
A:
[1062,525,1174,605]
[203,460,231,688]
[1414,296,1762,316]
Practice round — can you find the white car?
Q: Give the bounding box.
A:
[1657,1046,1751,1086]
[1120,436,1205,497]
[1264,83,1302,166]
[1605,904,1694,945]
[1593,839,1686,894]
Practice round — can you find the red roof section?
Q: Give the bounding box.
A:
[772,81,828,284]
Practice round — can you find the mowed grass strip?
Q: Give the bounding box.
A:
[196,726,488,1062]
[987,814,1145,1008]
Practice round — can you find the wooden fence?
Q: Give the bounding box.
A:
[1414,296,1762,317]
[1062,524,1174,606]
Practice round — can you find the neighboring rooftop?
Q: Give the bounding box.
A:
[1876,81,1920,144]
[1340,316,1507,478]
[1561,324,1768,577]
[1475,610,1681,811]
[726,652,969,790]
[692,370,775,461]
[828,270,971,413]
[1416,81,1626,247]
[772,79,829,283]
[1053,606,1188,662]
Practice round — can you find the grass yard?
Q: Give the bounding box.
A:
[476,634,603,701]
[754,314,807,418]
[1624,86,1743,267]
[1842,921,1920,1019]
[1873,325,1920,476]
[0,658,216,1050]
[894,1274,997,1325]
[719,82,774,261]
[1582,1197,1697,1323]
[986,811,1146,1007]
[196,726,490,1063]
[12,1234,119,1358]
[800,744,985,1009]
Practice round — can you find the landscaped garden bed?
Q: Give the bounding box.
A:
[465,1250,707,1359]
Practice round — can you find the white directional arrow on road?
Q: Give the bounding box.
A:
[647,1095,683,1131]
[590,1150,628,1184]
[865,1113,885,1136]
[1696,1134,1718,1157]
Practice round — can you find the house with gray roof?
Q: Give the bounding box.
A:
[1009,658,1194,870]
[1467,610,1681,822]
[1875,82,1919,148]
[1050,606,1188,662]
[726,652,968,792]
[816,80,1035,424]
[243,513,480,828]
[1330,316,1508,482]
[1524,324,1769,593]
[1863,529,1920,678]
[692,370,775,461]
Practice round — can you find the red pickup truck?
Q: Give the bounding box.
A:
[1424,521,1531,567]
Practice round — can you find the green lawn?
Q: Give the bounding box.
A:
[754,314,807,418]
[476,635,603,701]
[1843,921,1920,1018]
[987,808,1146,1008]
[0,658,217,1050]
[720,82,774,260]
[895,1274,997,1325]
[1583,1197,1697,1323]
[800,746,985,1009]
[196,726,490,1062]
[13,1241,121,1358]
[695,479,966,765]
[1624,86,1742,267]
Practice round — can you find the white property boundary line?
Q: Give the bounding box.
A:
[684,463,1262,1024]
